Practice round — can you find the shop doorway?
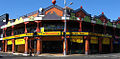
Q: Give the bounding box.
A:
[113,44,120,53]
[90,37,99,54]
[102,45,110,53]
[102,38,110,53]
[28,39,36,53]
[69,36,85,54]
[113,39,120,53]
[15,45,25,53]
[42,41,63,53]
[69,42,85,54]
[90,44,99,54]
[7,45,12,52]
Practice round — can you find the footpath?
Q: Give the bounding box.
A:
[0,51,85,57]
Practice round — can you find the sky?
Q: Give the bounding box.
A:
[0,0,120,21]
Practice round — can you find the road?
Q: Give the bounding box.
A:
[0,53,120,59]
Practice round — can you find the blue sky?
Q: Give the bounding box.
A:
[0,0,119,21]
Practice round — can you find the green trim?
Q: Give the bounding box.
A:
[83,16,91,22]
[3,31,112,40]
[29,16,34,21]
[70,13,77,20]
[70,16,77,20]
[117,24,120,29]
[96,19,103,25]
[107,21,113,27]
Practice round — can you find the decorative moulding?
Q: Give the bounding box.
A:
[91,20,96,24]
[62,17,70,20]
[77,18,80,20]
[113,25,116,28]
[76,17,83,21]
[38,15,45,17]
[34,17,42,20]
[24,18,29,22]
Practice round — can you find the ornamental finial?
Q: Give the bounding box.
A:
[52,0,56,5]
[102,12,104,14]
[80,6,83,8]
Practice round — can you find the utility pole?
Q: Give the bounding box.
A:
[64,0,67,56]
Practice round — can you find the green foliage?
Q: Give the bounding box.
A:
[96,19,103,25]
[83,16,91,22]
[70,13,77,20]
[29,16,34,21]
[107,21,113,27]
[117,24,120,29]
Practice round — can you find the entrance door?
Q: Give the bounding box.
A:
[69,38,85,54]
[7,45,12,52]
[42,41,63,53]
[102,45,110,53]
[113,44,120,52]
[15,45,25,53]
[90,44,99,54]
[102,38,110,53]
[90,37,99,54]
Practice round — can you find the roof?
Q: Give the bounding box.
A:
[74,7,91,16]
[97,13,109,21]
[43,11,61,20]
[43,5,64,14]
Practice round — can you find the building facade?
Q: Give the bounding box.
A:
[1,4,120,55]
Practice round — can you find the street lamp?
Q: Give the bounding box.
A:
[64,0,73,56]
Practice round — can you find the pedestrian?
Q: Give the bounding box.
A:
[29,47,32,56]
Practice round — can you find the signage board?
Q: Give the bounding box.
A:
[42,31,61,36]
[15,39,25,45]
[102,38,110,45]
[72,32,89,35]
[7,40,12,45]
[90,37,98,44]
[41,27,44,32]
[70,36,83,43]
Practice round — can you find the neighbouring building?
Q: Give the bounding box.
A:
[1,2,120,55]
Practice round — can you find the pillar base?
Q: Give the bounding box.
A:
[37,51,41,54]
[24,52,28,54]
[85,52,88,55]
[12,51,15,53]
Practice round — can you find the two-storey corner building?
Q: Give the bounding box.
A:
[1,4,120,55]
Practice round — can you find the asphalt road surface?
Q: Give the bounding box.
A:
[0,53,120,59]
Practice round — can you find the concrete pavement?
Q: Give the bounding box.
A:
[0,52,120,59]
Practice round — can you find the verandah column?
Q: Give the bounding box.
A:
[35,21,42,54]
[2,40,5,52]
[110,38,113,53]
[79,17,82,32]
[2,29,5,52]
[84,36,89,55]
[99,38,102,53]
[11,26,15,53]
[92,24,95,32]
[24,22,29,54]
[4,28,7,52]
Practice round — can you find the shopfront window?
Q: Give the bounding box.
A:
[43,22,64,31]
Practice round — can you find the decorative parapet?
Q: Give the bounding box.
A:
[113,24,116,28]
[91,20,96,24]
[107,21,113,27]
[96,18,103,25]
[0,15,45,29]
[70,16,77,20]
[61,17,70,20]
[116,24,120,29]
[83,16,91,22]
[70,13,77,20]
